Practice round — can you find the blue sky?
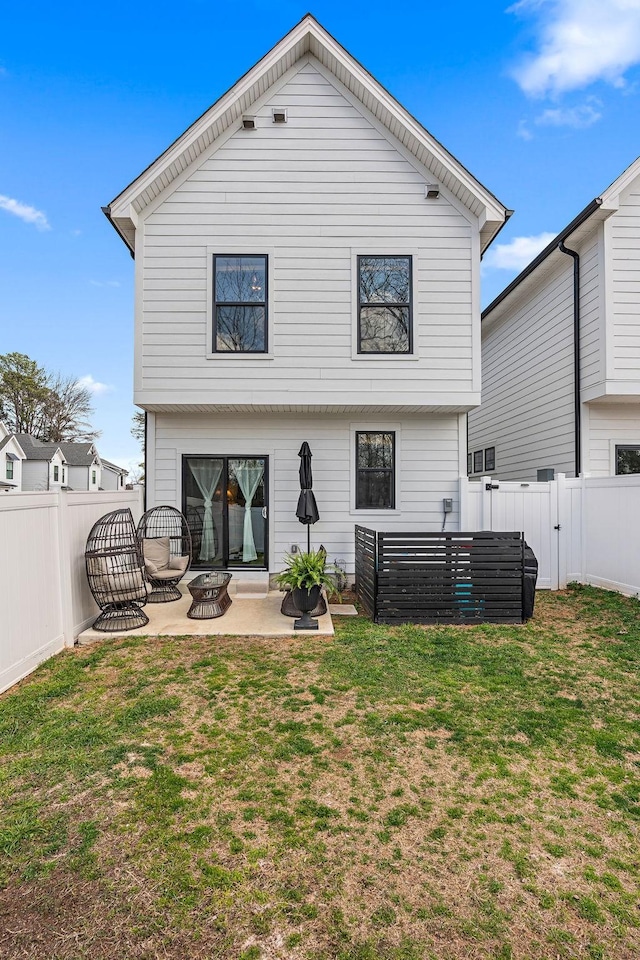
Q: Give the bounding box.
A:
[2,0,640,470]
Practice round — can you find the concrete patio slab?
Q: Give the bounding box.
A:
[77,588,334,643]
[328,603,358,616]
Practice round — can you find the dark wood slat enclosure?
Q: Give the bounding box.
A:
[355,527,526,624]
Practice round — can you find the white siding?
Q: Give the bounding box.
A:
[578,229,604,393]
[609,176,640,384]
[587,401,640,475]
[21,460,49,491]
[152,411,462,571]
[138,59,476,410]
[469,258,575,481]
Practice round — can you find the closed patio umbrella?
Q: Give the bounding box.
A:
[296,441,319,552]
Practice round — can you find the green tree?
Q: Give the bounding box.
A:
[0,352,98,441]
[0,353,50,435]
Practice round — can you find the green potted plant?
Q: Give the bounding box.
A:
[276,549,337,630]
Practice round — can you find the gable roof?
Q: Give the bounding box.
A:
[57,442,99,466]
[105,14,508,255]
[0,433,27,458]
[101,458,128,474]
[483,155,640,325]
[14,435,66,463]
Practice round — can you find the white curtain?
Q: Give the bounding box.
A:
[234,460,265,562]
[189,460,223,561]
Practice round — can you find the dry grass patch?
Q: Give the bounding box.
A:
[0,585,639,959]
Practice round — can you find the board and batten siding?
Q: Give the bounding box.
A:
[138,57,477,410]
[609,175,640,386]
[469,257,576,481]
[152,411,462,571]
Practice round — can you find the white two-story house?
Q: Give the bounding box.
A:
[104,15,507,577]
[469,158,640,481]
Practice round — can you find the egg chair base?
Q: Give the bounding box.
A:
[145,579,183,603]
[92,602,149,633]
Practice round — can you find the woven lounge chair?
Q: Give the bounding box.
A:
[85,508,149,632]
[137,506,192,602]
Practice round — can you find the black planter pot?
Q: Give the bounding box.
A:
[292,585,321,630]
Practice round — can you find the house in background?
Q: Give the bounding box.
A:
[101,458,128,490]
[15,434,68,491]
[104,14,507,578]
[0,422,26,492]
[58,442,102,491]
[469,158,640,481]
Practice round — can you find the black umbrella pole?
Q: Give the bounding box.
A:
[307,525,311,554]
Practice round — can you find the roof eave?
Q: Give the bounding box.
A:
[106,14,508,248]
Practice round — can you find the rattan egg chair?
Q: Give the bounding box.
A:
[136,505,192,602]
[85,508,149,632]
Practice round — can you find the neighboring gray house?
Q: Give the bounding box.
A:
[0,422,26,492]
[15,435,68,491]
[469,158,640,481]
[104,14,508,577]
[101,458,128,490]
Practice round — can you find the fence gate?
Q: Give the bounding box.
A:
[464,477,560,589]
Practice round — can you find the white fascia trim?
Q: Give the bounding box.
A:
[109,17,505,228]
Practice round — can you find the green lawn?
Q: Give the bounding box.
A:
[1,585,639,959]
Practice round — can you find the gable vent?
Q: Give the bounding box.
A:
[272,107,288,124]
[242,115,256,130]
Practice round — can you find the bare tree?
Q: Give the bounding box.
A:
[43,374,99,442]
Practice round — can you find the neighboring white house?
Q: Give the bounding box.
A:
[469,158,640,481]
[58,442,102,491]
[104,14,508,575]
[15,434,68,491]
[0,422,26,492]
[101,458,128,490]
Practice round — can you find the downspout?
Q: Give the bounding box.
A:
[558,242,581,477]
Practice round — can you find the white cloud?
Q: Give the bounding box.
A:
[535,99,602,127]
[510,0,640,97]
[483,232,557,271]
[89,279,121,287]
[78,375,113,396]
[517,119,534,140]
[0,194,50,230]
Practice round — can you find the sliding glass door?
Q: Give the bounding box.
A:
[183,455,268,569]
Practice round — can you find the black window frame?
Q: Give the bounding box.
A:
[357,255,413,355]
[615,444,640,475]
[484,446,496,472]
[467,452,472,476]
[355,431,396,510]
[181,454,269,570]
[473,450,483,474]
[53,464,59,482]
[6,459,13,480]
[212,254,268,354]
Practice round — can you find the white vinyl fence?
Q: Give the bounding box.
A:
[0,489,143,695]
[461,473,640,596]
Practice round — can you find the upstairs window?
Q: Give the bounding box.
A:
[356,432,395,509]
[53,465,59,482]
[615,444,640,475]
[473,450,483,474]
[92,469,97,485]
[6,459,14,480]
[213,255,267,353]
[358,256,412,353]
